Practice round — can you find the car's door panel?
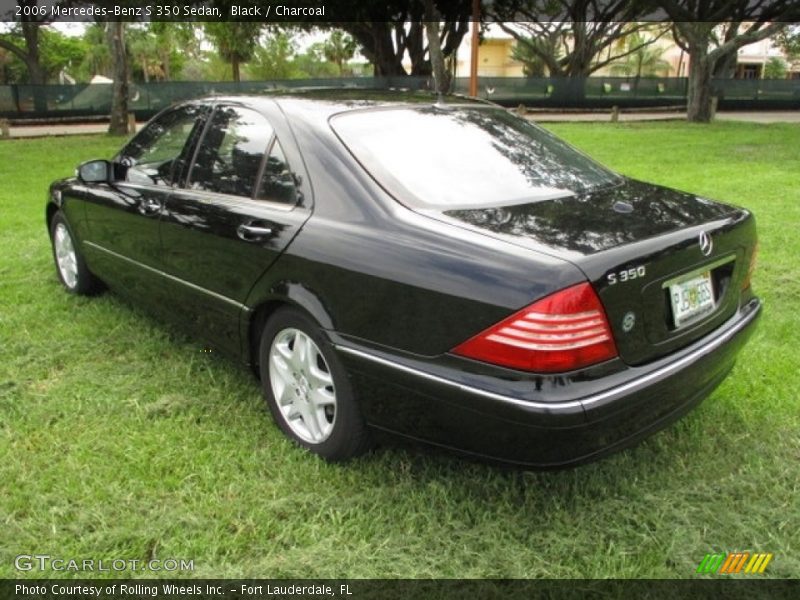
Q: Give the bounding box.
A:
[157,103,312,354]
[80,104,209,297]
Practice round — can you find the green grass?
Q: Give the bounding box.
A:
[1,122,798,579]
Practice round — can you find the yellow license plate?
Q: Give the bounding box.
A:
[669,271,715,327]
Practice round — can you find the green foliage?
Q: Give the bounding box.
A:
[0,26,87,84]
[763,57,788,79]
[204,22,263,81]
[321,30,357,75]
[774,25,800,60]
[609,33,671,78]
[293,47,340,79]
[246,31,298,80]
[38,28,86,81]
[511,34,562,77]
[1,122,799,577]
[126,23,196,82]
[72,24,109,82]
[245,31,346,81]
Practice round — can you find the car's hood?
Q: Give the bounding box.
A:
[432,178,741,258]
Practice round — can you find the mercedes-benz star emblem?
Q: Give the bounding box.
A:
[622,311,636,333]
[698,231,713,257]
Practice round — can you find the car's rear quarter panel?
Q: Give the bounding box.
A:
[245,110,587,356]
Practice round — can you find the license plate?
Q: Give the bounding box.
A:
[668,271,715,328]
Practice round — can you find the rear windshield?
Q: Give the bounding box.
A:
[331,106,622,209]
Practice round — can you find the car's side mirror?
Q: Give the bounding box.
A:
[76,159,112,184]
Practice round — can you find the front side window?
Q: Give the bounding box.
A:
[188,106,274,198]
[118,105,205,186]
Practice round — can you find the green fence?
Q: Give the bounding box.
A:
[1,76,798,119]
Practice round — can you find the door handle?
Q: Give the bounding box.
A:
[237,223,273,241]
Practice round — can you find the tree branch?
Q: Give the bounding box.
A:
[0,38,29,62]
[590,30,668,73]
[708,21,786,63]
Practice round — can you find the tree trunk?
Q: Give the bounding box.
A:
[712,50,737,79]
[687,45,713,123]
[107,22,130,135]
[424,0,450,94]
[350,24,412,77]
[550,76,588,106]
[21,21,47,112]
[232,57,240,82]
[26,57,47,112]
[160,48,171,81]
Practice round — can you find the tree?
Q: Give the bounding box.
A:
[106,22,130,135]
[75,24,110,81]
[424,0,450,94]
[711,23,743,78]
[314,1,471,77]
[609,32,671,79]
[764,56,788,79]
[0,26,85,84]
[205,22,263,82]
[127,26,160,83]
[511,32,563,77]
[660,0,797,122]
[127,23,195,82]
[149,23,199,81]
[489,2,665,102]
[296,44,340,78]
[491,2,664,78]
[246,31,298,80]
[775,24,800,60]
[0,1,50,110]
[321,30,357,76]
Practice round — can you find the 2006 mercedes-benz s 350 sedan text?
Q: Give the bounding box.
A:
[47,91,761,467]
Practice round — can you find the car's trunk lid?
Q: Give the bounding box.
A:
[429,178,756,366]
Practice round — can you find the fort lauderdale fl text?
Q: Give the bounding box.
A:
[45,4,326,18]
[16,583,353,597]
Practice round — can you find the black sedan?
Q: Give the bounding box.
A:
[47,91,761,467]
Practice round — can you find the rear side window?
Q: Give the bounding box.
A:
[331,106,621,209]
[257,140,297,205]
[188,106,274,198]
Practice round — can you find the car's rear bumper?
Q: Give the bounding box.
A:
[335,298,761,468]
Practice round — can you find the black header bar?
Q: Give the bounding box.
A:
[1,1,799,23]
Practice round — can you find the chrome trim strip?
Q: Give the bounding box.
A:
[84,241,250,311]
[661,254,736,289]
[337,345,576,410]
[336,302,760,412]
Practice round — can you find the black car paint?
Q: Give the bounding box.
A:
[47,92,761,467]
[438,180,757,365]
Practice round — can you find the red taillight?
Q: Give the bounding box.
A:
[452,282,618,373]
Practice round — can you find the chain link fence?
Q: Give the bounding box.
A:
[1,76,798,120]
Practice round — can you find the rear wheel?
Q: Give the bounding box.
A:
[49,211,100,295]
[259,307,370,461]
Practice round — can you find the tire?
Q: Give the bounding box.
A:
[259,306,371,461]
[49,210,100,295]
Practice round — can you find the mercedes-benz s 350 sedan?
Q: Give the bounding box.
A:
[47,91,761,467]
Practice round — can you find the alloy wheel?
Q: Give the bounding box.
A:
[54,223,78,289]
[268,327,337,444]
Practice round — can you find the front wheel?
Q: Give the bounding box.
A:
[49,211,100,295]
[259,307,370,461]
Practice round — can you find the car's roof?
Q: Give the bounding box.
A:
[191,88,495,120]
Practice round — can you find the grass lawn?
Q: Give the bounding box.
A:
[1,121,798,579]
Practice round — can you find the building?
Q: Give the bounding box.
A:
[454,24,800,79]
